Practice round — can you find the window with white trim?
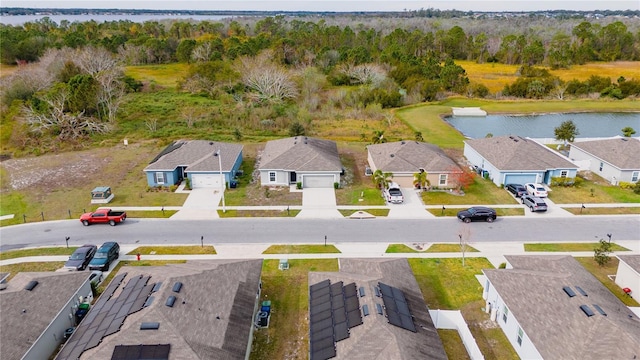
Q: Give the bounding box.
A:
[439,174,447,186]
[560,170,568,178]
[269,172,276,182]
[155,172,165,184]
[503,306,509,323]
[632,171,639,182]
[517,327,523,346]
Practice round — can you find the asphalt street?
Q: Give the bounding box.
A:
[1,216,638,251]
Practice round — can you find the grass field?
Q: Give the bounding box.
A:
[0,247,76,260]
[423,177,518,205]
[426,244,480,253]
[125,63,190,88]
[262,245,341,254]
[385,244,422,253]
[564,207,640,215]
[549,181,640,203]
[524,243,629,252]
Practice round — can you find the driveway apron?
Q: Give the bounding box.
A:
[387,188,434,219]
[170,188,222,219]
[297,188,343,219]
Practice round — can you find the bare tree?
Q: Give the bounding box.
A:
[339,63,387,87]
[181,108,205,128]
[74,46,119,76]
[458,224,472,266]
[95,69,126,123]
[240,51,298,103]
[145,118,158,132]
[191,42,214,63]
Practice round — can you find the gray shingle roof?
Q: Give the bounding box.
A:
[465,135,577,171]
[144,140,243,172]
[259,137,342,172]
[617,254,640,273]
[571,137,640,169]
[484,255,640,360]
[0,272,89,360]
[367,141,460,173]
[309,258,447,360]
[78,259,262,360]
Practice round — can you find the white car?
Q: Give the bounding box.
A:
[524,183,548,198]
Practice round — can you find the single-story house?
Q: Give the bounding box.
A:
[308,258,447,360]
[569,137,640,184]
[464,135,578,187]
[615,254,640,297]
[367,140,462,188]
[58,259,263,360]
[482,255,640,360]
[259,137,342,188]
[144,140,243,189]
[0,272,93,360]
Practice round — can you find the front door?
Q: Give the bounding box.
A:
[290,172,297,183]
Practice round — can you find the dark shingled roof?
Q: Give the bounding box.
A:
[77,259,262,360]
[309,258,447,360]
[465,135,577,171]
[0,272,90,360]
[617,254,640,274]
[367,141,460,173]
[484,255,640,360]
[259,137,342,172]
[570,137,640,169]
[144,140,243,172]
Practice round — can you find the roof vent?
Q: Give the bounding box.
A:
[575,286,588,296]
[580,305,595,317]
[172,282,182,293]
[144,296,155,308]
[152,282,162,293]
[166,296,176,307]
[621,138,627,141]
[401,141,405,145]
[304,141,308,144]
[563,286,576,297]
[209,142,214,145]
[390,154,395,157]
[140,322,160,330]
[593,304,607,316]
[24,281,39,291]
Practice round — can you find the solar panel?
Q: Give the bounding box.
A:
[311,326,333,342]
[311,336,334,353]
[575,286,588,296]
[311,347,336,360]
[311,308,332,322]
[111,344,171,360]
[311,299,332,315]
[563,286,576,297]
[334,321,349,341]
[333,309,347,324]
[311,293,331,307]
[311,317,333,334]
[345,296,359,312]
[310,279,330,293]
[344,283,357,298]
[378,282,416,332]
[580,305,595,317]
[330,281,344,295]
[592,304,607,316]
[331,295,345,310]
[347,309,363,328]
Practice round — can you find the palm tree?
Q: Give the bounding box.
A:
[413,170,430,190]
[372,169,393,189]
[371,130,387,144]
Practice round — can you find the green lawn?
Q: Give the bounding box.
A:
[218,209,300,217]
[127,246,216,255]
[549,181,640,204]
[250,259,339,360]
[385,244,422,253]
[126,210,178,218]
[336,187,386,206]
[423,177,518,205]
[338,209,389,217]
[524,243,629,252]
[438,329,471,360]
[563,207,640,215]
[262,245,341,254]
[461,301,521,360]
[576,257,640,307]
[426,244,480,253]
[0,247,76,261]
[0,262,66,281]
[125,63,189,88]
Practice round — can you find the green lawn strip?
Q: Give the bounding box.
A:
[524,243,630,252]
[549,181,639,204]
[423,178,518,205]
[127,246,216,255]
[575,257,640,307]
[0,262,66,281]
[262,245,341,254]
[461,301,520,360]
[426,244,480,253]
[0,247,77,261]
[428,208,524,217]
[385,244,422,253]
[563,207,640,215]
[336,187,386,206]
[250,259,338,360]
[126,210,178,218]
[338,209,389,217]
[217,210,300,218]
[438,329,471,360]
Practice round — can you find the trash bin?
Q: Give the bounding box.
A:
[229,180,238,188]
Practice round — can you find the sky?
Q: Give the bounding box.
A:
[2,0,639,12]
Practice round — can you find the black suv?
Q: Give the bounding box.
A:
[505,184,527,198]
[457,207,497,223]
[89,242,120,271]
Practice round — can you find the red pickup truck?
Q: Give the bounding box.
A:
[80,208,127,226]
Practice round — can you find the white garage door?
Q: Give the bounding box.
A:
[191,174,223,188]
[304,175,334,188]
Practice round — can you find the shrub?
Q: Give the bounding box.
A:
[296,182,302,190]
[618,181,634,190]
[334,182,340,189]
[634,182,640,195]
[499,262,507,269]
[551,176,575,187]
[185,178,191,190]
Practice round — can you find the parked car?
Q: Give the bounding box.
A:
[89,270,104,286]
[505,183,527,198]
[521,195,548,212]
[88,242,120,271]
[383,182,404,204]
[80,208,127,226]
[457,207,497,223]
[64,244,97,271]
[524,183,548,198]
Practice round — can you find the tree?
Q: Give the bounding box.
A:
[372,169,393,189]
[458,224,472,267]
[413,170,430,190]
[554,120,579,143]
[371,130,387,144]
[449,167,475,191]
[414,131,423,142]
[594,239,612,267]
[621,127,636,137]
[240,51,298,103]
[288,122,305,136]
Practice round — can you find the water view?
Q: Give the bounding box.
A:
[446,112,640,139]
[0,14,230,25]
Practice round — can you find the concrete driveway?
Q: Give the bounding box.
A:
[386,188,434,219]
[170,188,222,220]
[297,188,343,219]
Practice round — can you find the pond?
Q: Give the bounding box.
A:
[445,112,640,139]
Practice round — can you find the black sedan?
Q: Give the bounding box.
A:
[505,184,527,198]
[457,207,497,223]
[64,244,97,271]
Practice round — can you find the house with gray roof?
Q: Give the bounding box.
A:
[367,140,462,189]
[0,272,92,360]
[482,255,640,360]
[615,254,640,298]
[259,137,342,188]
[308,258,447,360]
[569,137,640,184]
[59,259,262,360]
[464,135,578,187]
[144,140,243,188]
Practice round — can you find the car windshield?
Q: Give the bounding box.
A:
[536,187,545,191]
[94,253,107,258]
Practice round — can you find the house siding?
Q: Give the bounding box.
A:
[483,278,543,360]
[570,146,639,183]
[391,173,455,189]
[260,170,289,186]
[615,259,640,294]
[145,169,180,187]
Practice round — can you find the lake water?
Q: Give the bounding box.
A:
[0,14,231,25]
[446,112,640,139]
